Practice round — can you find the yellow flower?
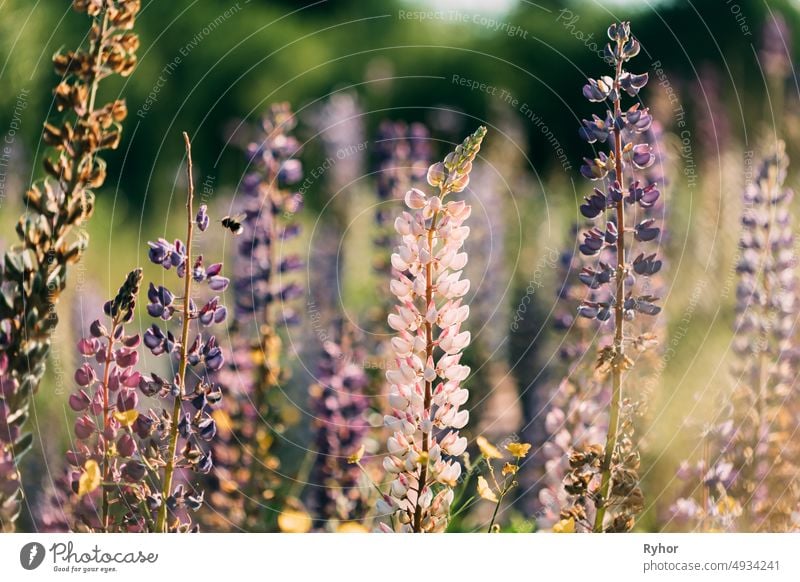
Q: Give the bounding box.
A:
[277,509,312,533]
[476,436,503,459]
[716,496,740,516]
[336,522,368,533]
[505,442,531,458]
[477,476,498,502]
[501,462,518,476]
[113,409,139,427]
[553,517,576,533]
[347,444,366,464]
[77,459,102,497]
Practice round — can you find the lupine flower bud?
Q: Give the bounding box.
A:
[196,204,209,231]
[117,434,136,457]
[427,162,446,186]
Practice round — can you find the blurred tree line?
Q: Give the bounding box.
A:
[0,0,796,215]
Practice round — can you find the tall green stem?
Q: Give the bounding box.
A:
[156,132,196,532]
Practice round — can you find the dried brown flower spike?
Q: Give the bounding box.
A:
[0,0,139,531]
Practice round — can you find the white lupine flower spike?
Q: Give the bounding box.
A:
[382,127,486,533]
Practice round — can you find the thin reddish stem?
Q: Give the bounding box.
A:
[593,56,626,533]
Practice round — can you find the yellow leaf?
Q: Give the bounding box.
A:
[501,462,518,476]
[113,409,139,427]
[278,509,312,533]
[78,459,102,497]
[347,444,365,464]
[553,517,576,533]
[477,476,498,503]
[505,442,532,459]
[336,522,368,533]
[476,436,503,459]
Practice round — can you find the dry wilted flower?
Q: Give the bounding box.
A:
[0,0,139,531]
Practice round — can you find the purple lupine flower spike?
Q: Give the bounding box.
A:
[202,103,305,531]
[307,324,370,529]
[674,143,799,532]
[559,21,661,533]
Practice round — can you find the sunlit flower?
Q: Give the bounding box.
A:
[477,476,498,502]
[505,442,531,459]
[477,436,504,459]
[383,127,486,532]
[553,517,576,533]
